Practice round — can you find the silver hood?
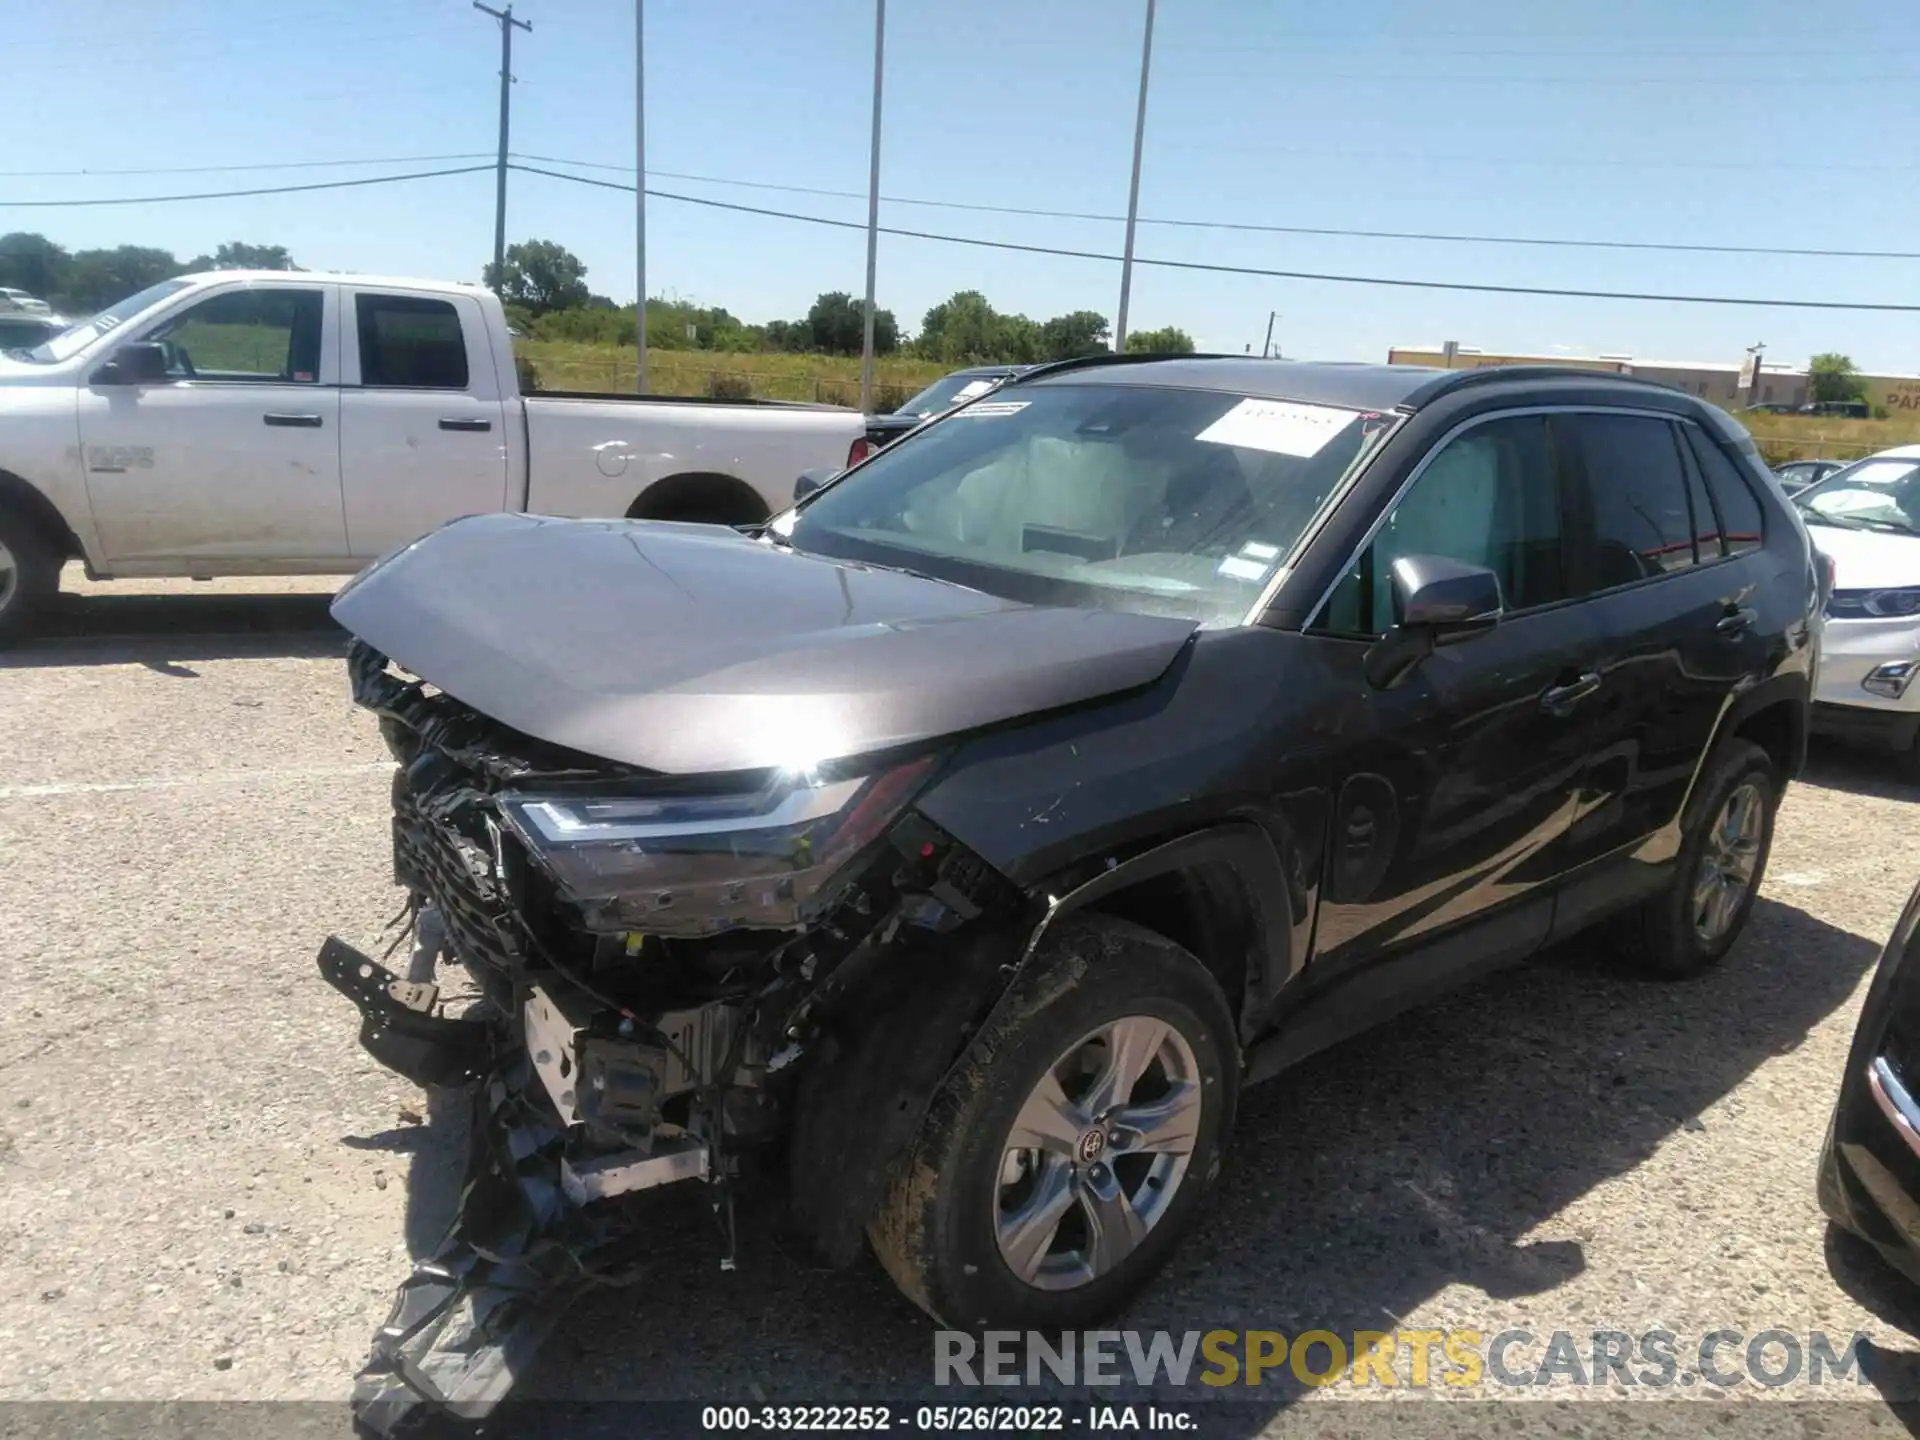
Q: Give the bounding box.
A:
[331,513,1198,775]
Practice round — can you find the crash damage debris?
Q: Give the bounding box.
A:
[323,643,1032,1431]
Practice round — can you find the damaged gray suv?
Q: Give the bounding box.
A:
[322,355,1819,1427]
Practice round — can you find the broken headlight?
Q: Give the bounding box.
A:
[498,754,938,936]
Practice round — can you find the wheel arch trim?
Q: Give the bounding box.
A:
[1020,822,1301,1041]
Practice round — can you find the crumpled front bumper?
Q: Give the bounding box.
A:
[318,937,663,1436]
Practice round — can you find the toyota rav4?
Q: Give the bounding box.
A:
[319,356,1821,1429]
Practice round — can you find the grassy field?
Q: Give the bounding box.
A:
[518,340,949,409]
[520,339,1920,465]
[1742,412,1920,466]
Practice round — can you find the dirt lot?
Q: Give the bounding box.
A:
[4,573,1920,1436]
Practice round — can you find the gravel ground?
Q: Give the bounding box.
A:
[3,571,1920,1438]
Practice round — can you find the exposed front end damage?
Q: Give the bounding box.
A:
[323,640,1028,1432]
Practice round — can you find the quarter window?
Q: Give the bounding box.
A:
[356,294,469,389]
[144,288,324,383]
[1320,414,1565,636]
[1563,413,1697,585]
[1683,427,1764,556]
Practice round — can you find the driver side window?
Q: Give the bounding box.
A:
[144,288,324,383]
[1320,413,1565,637]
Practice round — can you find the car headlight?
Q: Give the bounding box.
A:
[498,754,939,936]
[1829,586,1920,619]
[1866,587,1920,618]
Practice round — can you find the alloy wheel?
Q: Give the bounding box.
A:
[0,537,15,613]
[994,1014,1202,1291]
[1691,779,1765,944]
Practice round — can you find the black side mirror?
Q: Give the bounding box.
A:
[91,341,168,387]
[793,466,839,502]
[1364,554,1503,688]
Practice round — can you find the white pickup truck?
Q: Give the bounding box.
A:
[0,270,871,639]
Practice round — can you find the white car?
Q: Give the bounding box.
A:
[1797,445,1920,776]
[0,286,53,315]
[0,271,869,640]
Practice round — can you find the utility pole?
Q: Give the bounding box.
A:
[1261,310,1277,358]
[858,0,887,413]
[1114,0,1156,353]
[474,2,531,293]
[635,0,647,394]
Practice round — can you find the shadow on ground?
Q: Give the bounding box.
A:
[0,592,344,669]
[354,895,1889,1437]
[1800,742,1919,804]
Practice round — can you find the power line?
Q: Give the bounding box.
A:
[507,162,1920,315]
[512,153,1920,262]
[0,154,493,179]
[0,165,495,209]
[9,146,1914,265]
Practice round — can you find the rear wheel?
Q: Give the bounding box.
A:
[0,509,58,645]
[1613,739,1778,978]
[868,915,1237,1328]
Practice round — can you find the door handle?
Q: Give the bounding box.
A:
[1540,671,1603,717]
[1716,607,1758,637]
[438,417,493,432]
[263,413,323,428]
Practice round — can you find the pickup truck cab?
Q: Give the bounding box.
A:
[0,271,868,639]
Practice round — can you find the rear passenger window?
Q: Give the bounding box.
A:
[357,294,468,389]
[1564,413,1696,586]
[1319,414,1564,636]
[1683,428,1764,556]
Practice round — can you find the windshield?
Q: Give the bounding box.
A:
[26,279,194,363]
[788,381,1396,624]
[1795,456,1920,537]
[896,371,1007,417]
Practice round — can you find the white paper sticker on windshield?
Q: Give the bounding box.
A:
[1196,398,1353,457]
[1238,540,1281,561]
[951,379,997,403]
[1217,555,1271,583]
[951,400,1029,418]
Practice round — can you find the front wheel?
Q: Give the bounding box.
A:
[1613,738,1778,979]
[0,509,59,645]
[868,915,1238,1329]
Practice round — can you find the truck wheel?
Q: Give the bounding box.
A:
[0,509,58,644]
[868,914,1238,1329]
[1612,739,1778,980]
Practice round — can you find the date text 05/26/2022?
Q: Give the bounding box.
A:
[701,1405,1194,1432]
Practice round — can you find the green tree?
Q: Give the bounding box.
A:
[996,314,1042,364]
[483,239,590,316]
[1809,352,1867,405]
[1125,325,1195,355]
[1038,310,1111,361]
[0,233,70,302]
[188,241,297,271]
[57,246,182,312]
[918,290,1004,362]
[801,291,897,356]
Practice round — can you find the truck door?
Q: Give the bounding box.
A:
[77,281,347,563]
[339,289,509,559]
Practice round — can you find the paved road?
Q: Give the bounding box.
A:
[3,574,1919,1437]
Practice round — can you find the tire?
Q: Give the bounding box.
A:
[868,914,1238,1329]
[1613,738,1778,979]
[0,508,58,645]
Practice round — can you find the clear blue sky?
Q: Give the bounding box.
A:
[8,0,1919,371]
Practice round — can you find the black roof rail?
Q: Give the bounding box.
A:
[1418,364,1685,398]
[1000,351,1248,386]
